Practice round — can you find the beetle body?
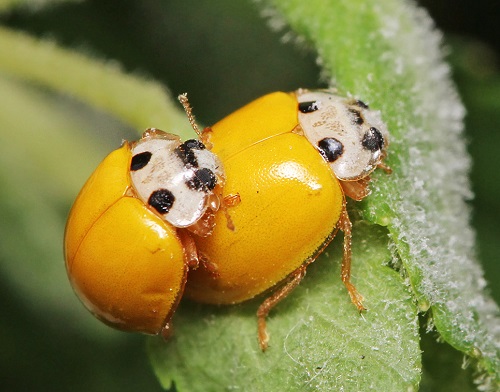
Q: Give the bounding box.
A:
[64,129,224,335]
[185,90,389,349]
[186,92,344,304]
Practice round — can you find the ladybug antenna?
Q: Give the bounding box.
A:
[178,93,202,137]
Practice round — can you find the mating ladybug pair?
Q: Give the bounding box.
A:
[64,89,389,351]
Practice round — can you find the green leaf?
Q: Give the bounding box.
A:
[149,225,420,391]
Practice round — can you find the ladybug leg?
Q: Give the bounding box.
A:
[187,209,216,238]
[256,265,307,352]
[223,193,241,207]
[177,229,199,269]
[339,203,366,311]
[377,150,392,174]
[377,161,392,174]
[199,253,220,278]
[340,178,371,201]
[221,193,241,231]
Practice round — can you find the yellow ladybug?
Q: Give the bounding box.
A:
[185,89,389,350]
[64,126,226,336]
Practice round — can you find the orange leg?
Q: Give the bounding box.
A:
[340,178,371,201]
[177,229,199,269]
[378,150,392,174]
[377,161,392,174]
[338,203,365,311]
[198,253,220,278]
[221,193,241,231]
[256,266,307,351]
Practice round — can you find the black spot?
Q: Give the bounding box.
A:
[362,127,384,152]
[148,189,175,214]
[348,108,364,125]
[183,139,206,150]
[130,151,152,171]
[175,140,199,167]
[317,138,343,162]
[354,100,369,109]
[186,168,217,191]
[298,101,320,113]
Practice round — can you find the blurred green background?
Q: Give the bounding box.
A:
[0,0,498,390]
